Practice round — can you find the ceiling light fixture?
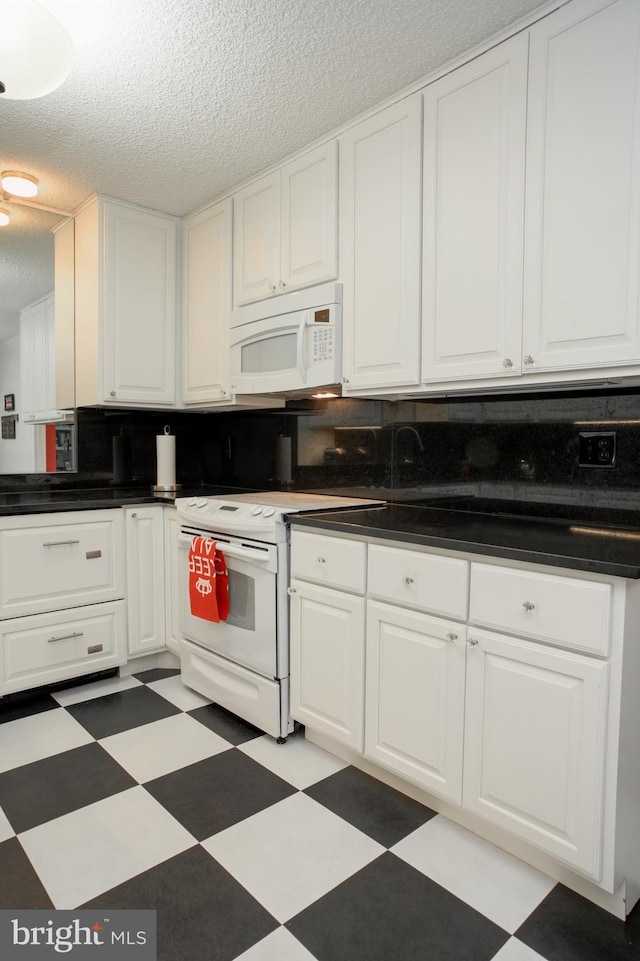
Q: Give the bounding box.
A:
[2,171,39,197]
[0,0,75,100]
[0,208,10,227]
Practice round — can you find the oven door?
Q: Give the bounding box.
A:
[178,528,280,679]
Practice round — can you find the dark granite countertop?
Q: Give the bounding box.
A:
[288,503,640,578]
[0,486,250,517]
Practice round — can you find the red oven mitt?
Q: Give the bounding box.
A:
[188,536,220,622]
[215,548,230,621]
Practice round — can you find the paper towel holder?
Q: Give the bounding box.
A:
[152,425,182,497]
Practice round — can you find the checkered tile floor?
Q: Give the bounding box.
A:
[1,668,639,961]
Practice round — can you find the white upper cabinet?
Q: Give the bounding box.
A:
[233,141,338,306]
[340,94,422,390]
[20,292,63,423]
[522,0,640,372]
[182,199,233,405]
[422,35,528,382]
[74,196,178,407]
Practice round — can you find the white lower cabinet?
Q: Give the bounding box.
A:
[125,506,166,656]
[463,628,608,877]
[365,600,466,803]
[163,508,181,657]
[289,527,640,912]
[289,579,365,751]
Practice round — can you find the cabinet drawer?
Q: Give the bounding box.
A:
[0,601,126,695]
[291,531,366,593]
[469,562,612,655]
[368,543,469,620]
[0,511,124,618]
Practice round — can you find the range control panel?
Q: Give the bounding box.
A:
[578,431,617,467]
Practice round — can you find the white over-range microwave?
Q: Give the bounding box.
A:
[229,282,342,394]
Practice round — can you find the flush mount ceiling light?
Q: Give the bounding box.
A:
[1,171,38,197]
[0,0,75,100]
[0,208,10,227]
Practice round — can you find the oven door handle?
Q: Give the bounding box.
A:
[179,534,273,565]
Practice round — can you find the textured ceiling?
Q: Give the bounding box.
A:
[0,0,550,337]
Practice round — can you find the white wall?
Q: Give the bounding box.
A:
[0,334,38,473]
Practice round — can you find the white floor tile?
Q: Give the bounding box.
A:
[99,712,231,781]
[202,792,384,923]
[52,675,142,706]
[0,710,94,774]
[238,733,348,789]
[491,937,549,961]
[19,786,196,908]
[233,926,318,961]
[391,816,555,934]
[0,805,14,843]
[146,675,211,710]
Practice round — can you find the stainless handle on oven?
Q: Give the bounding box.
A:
[179,535,272,565]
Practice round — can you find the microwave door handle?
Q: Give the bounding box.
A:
[296,312,310,383]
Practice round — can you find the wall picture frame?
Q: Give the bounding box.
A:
[3,394,15,412]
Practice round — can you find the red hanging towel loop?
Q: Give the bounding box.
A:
[188,536,220,622]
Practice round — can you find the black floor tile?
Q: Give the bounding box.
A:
[0,743,136,833]
[187,703,263,745]
[143,750,296,841]
[81,845,278,961]
[287,852,509,961]
[304,765,436,847]
[65,686,181,738]
[132,668,181,683]
[0,689,59,724]
[516,884,640,961]
[0,838,54,908]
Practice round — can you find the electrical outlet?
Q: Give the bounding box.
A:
[578,431,616,467]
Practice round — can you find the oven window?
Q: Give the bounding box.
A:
[226,569,256,632]
[241,332,296,373]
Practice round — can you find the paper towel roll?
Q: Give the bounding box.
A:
[156,429,176,488]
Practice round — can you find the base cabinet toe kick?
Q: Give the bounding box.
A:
[289,527,640,918]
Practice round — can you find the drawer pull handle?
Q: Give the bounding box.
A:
[522,601,535,613]
[404,576,414,585]
[468,638,479,647]
[43,539,80,548]
[48,631,84,643]
[446,632,458,642]
[317,556,326,564]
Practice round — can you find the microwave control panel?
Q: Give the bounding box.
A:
[311,324,334,362]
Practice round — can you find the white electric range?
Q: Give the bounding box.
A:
[175,491,383,740]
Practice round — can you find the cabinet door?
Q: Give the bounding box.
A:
[365,601,466,803]
[280,141,338,292]
[103,203,177,405]
[182,200,233,405]
[163,508,181,657]
[233,171,280,306]
[289,579,365,750]
[523,0,640,372]
[340,94,422,390]
[53,218,75,411]
[422,35,527,382]
[125,507,166,656]
[20,305,38,423]
[463,628,608,878]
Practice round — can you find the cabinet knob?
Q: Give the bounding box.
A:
[446,632,458,642]
[131,512,138,518]
[110,391,116,397]
[279,281,287,289]
[342,377,350,385]
[404,576,414,585]
[467,638,479,647]
[523,355,534,366]
[502,358,513,368]
[270,284,277,292]
[522,600,535,613]
[317,556,326,564]
[287,586,296,595]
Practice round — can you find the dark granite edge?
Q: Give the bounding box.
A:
[289,513,640,579]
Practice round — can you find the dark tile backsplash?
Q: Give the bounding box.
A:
[3,387,640,510]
